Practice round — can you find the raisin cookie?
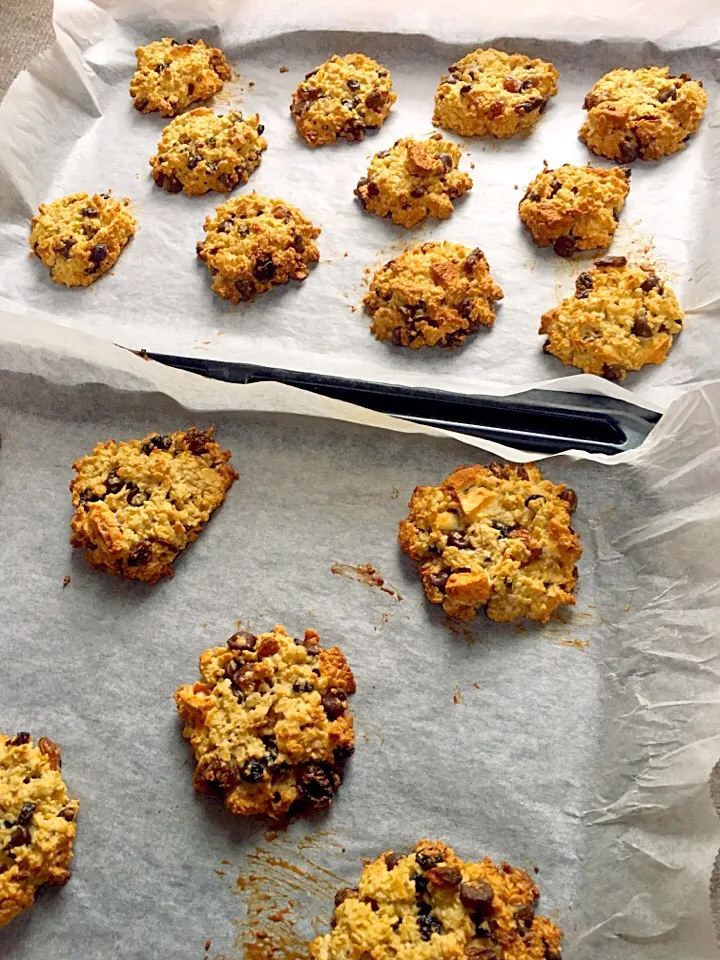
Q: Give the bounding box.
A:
[580,67,707,163]
[29,192,136,287]
[433,48,559,138]
[130,37,231,117]
[0,733,79,928]
[355,134,473,228]
[197,193,320,303]
[540,256,684,381]
[519,164,631,256]
[175,625,356,820]
[311,840,563,960]
[70,427,237,583]
[150,109,267,195]
[364,242,503,350]
[399,463,580,622]
[291,53,396,147]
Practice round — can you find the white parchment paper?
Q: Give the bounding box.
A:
[0,310,718,960]
[0,0,719,411]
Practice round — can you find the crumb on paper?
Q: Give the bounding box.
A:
[453,686,464,704]
[279,65,289,73]
[330,562,403,601]
[470,161,475,169]
[391,487,399,499]
[555,638,590,652]
[221,859,230,865]
[343,251,348,258]
[215,869,225,877]
[543,158,548,167]
[472,681,480,689]
[131,348,150,361]
[204,940,212,952]
[514,184,518,189]
[249,80,255,87]
[381,612,388,624]
[62,576,71,588]
[350,305,357,312]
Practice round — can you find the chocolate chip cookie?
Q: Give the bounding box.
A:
[433,48,559,138]
[399,463,581,622]
[0,733,79,928]
[150,108,267,195]
[130,37,231,117]
[29,192,136,287]
[197,193,321,303]
[519,164,631,256]
[364,241,503,349]
[70,427,237,583]
[175,625,356,820]
[540,256,684,380]
[580,67,707,162]
[355,134,473,228]
[291,53,396,147]
[310,840,563,960]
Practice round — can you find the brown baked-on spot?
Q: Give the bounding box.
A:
[38,737,62,771]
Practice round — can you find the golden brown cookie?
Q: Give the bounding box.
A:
[0,733,79,928]
[519,164,631,256]
[433,48,558,138]
[399,463,581,622]
[150,108,267,195]
[354,134,473,228]
[310,840,563,960]
[291,53,396,147]
[130,37,231,117]
[539,255,684,380]
[175,625,356,820]
[197,193,321,303]
[29,192,136,288]
[580,67,707,162]
[364,241,503,350]
[70,427,237,583]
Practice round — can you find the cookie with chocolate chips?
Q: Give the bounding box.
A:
[310,840,563,960]
[399,462,581,622]
[69,427,237,582]
[197,192,321,303]
[175,625,356,819]
[130,37,231,117]
[291,53,396,147]
[29,192,136,287]
[580,67,707,162]
[0,733,79,928]
[540,257,684,380]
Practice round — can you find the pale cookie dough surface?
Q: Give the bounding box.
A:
[175,625,356,820]
[29,192,136,288]
[291,53,396,147]
[399,463,581,622]
[197,193,321,303]
[130,37,231,117]
[519,164,631,256]
[311,840,563,960]
[0,733,79,928]
[70,427,237,583]
[364,241,503,350]
[150,109,267,195]
[580,67,707,162]
[539,256,684,380]
[433,48,558,138]
[355,134,473,228]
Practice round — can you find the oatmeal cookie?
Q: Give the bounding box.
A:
[355,134,473,228]
[175,625,356,820]
[0,733,79,928]
[130,37,231,117]
[70,427,237,583]
[364,241,503,350]
[291,53,396,147]
[433,48,558,138]
[539,256,684,380]
[197,193,320,303]
[398,463,580,622]
[580,67,707,162]
[150,109,266,195]
[311,839,563,960]
[519,164,631,256]
[29,192,136,287]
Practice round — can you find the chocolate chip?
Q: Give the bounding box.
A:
[528,191,540,202]
[257,123,265,134]
[460,881,494,916]
[16,803,36,827]
[446,531,469,549]
[503,76,522,93]
[366,181,380,198]
[241,759,267,783]
[295,763,339,809]
[164,174,183,194]
[5,826,30,850]
[525,494,545,507]
[321,690,347,720]
[618,138,639,163]
[6,733,30,747]
[104,471,124,494]
[640,275,660,293]
[417,915,443,941]
[346,78,360,91]
[553,235,577,258]
[417,901,432,916]
[416,849,444,870]
[365,89,386,111]
[334,887,358,907]
[460,83,472,94]
[126,484,147,506]
[463,247,485,274]
[426,866,462,887]
[184,428,212,454]
[235,278,256,301]
[187,153,202,169]
[253,256,276,282]
[428,570,450,592]
[603,364,625,381]
[58,806,76,821]
[170,39,180,46]
[558,488,578,512]
[632,315,653,337]
[515,99,545,114]
[384,851,404,870]
[128,540,152,566]
[657,87,677,103]
[228,630,257,652]
[89,244,107,264]
[595,255,627,268]
[439,153,453,171]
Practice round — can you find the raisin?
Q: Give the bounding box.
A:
[595,255,627,268]
[126,484,147,506]
[58,806,76,821]
[256,122,265,134]
[6,733,30,747]
[235,278,256,300]
[135,98,149,111]
[428,570,449,592]
[89,244,107,263]
[412,873,429,893]
[487,100,504,119]
[321,690,347,719]
[553,235,577,258]
[38,737,61,770]
[187,154,202,170]
[104,471,124,494]
[426,866,462,887]
[492,521,512,538]
[141,434,172,454]
[640,275,660,293]
[202,759,239,790]
[184,428,212,454]
[292,233,306,253]
[154,63,169,73]
[460,84,472,94]
[128,541,152,567]
[253,256,276,282]
[81,207,99,217]
[384,851,404,870]
[366,181,380,198]
[257,636,280,658]
[525,494,544,506]
[417,915,443,941]
[618,138,639,163]
[165,174,184,194]
[439,153,453,171]
[240,759,267,784]
[346,78,360,91]
[365,89,386,111]
[559,488,578,512]
[515,903,535,931]
[416,849,443,870]
[334,887,358,907]
[657,87,677,103]
[503,76,522,93]
[292,678,315,693]
[446,531,469,549]
[17,803,36,827]
[228,630,257,652]
[575,272,594,293]
[59,238,76,258]
[520,78,535,91]
[459,881,494,916]
[5,826,30,850]
[463,247,485,274]
[515,99,545,114]
[295,763,339,809]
